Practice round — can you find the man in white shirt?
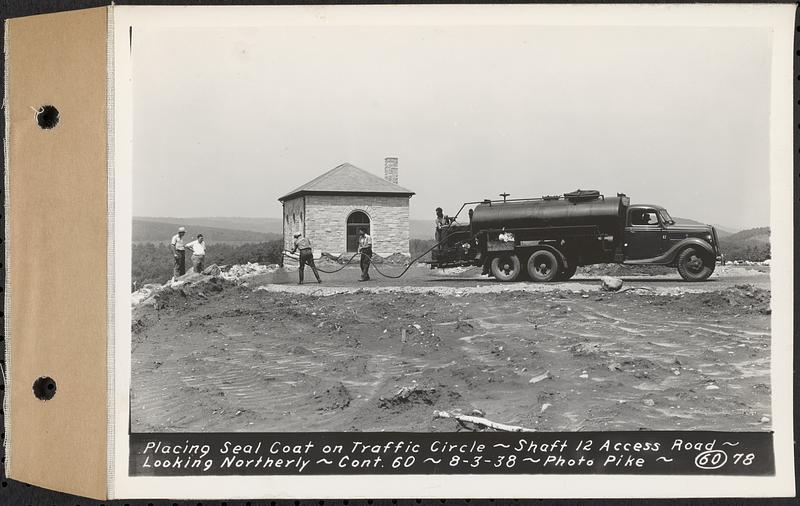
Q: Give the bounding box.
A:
[170,226,187,281]
[185,234,207,273]
[358,228,373,281]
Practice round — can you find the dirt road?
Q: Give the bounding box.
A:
[130,265,771,433]
[246,262,770,291]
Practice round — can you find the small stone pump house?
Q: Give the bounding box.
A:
[278,158,415,258]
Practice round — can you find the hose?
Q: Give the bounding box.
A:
[283,251,360,274]
[363,239,446,279]
[283,236,455,279]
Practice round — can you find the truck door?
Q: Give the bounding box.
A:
[623,208,669,260]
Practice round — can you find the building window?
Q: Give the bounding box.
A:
[346,211,371,252]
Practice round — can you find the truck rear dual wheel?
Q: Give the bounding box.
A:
[677,246,716,281]
[490,253,522,282]
[527,249,561,282]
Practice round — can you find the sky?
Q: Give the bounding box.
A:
[132,24,772,230]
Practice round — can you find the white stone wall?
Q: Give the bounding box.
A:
[303,194,410,257]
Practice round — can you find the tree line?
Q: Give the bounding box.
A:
[132,241,284,287]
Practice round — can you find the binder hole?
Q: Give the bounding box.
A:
[32,376,57,400]
[35,105,60,129]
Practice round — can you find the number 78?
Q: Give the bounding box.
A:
[732,453,755,465]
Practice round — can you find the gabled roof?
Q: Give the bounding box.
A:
[278,162,415,202]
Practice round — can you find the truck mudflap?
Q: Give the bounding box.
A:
[623,238,716,266]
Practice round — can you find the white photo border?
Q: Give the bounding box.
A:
[111,3,796,499]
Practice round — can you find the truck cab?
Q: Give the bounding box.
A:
[623,204,721,280]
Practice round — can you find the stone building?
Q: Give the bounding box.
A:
[278,158,415,257]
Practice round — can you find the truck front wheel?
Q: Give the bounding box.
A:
[527,249,561,282]
[490,253,522,282]
[677,246,715,281]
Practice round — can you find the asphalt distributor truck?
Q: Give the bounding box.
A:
[431,190,721,282]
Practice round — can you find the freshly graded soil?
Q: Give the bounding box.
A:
[130,267,771,433]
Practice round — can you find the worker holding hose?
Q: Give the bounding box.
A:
[358,228,372,281]
[290,231,322,284]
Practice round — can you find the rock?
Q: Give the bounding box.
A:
[379,385,439,408]
[643,399,655,407]
[314,382,351,411]
[705,384,720,390]
[760,416,770,423]
[289,345,313,355]
[540,403,551,413]
[600,276,623,292]
[529,370,551,384]
[220,262,276,282]
[202,264,221,276]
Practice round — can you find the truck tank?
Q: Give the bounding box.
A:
[471,193,629,237]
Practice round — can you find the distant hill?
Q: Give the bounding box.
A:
[710,224,738,237]
[133,218,280,244]
[136,216,283,235]
[721,227,770,244]
[718,227,770,261]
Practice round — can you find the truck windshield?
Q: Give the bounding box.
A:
[660,209,675,225]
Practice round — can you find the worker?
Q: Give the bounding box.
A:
[435,207,449,246]
[468,208,474,223]
[170,226,187,282]
[358,227,372,281]
[185,234,207,273]
[290,231,321,284]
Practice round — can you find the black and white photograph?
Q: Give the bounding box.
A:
[113,4,794,498]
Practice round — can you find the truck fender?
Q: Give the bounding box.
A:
[665,239,715,265]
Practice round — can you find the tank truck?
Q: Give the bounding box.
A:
[431,190,721,282]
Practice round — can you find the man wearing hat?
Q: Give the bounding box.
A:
[170,226,187,282]
[290,231,321,284]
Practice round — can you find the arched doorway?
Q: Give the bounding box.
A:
[346,211,371,252]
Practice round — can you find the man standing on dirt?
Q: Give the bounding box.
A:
[170,226,187,282]
[185,233,207,274]
[290,231,322,284]
[358,228,372,281]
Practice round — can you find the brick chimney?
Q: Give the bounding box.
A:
[384,157,398,185]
